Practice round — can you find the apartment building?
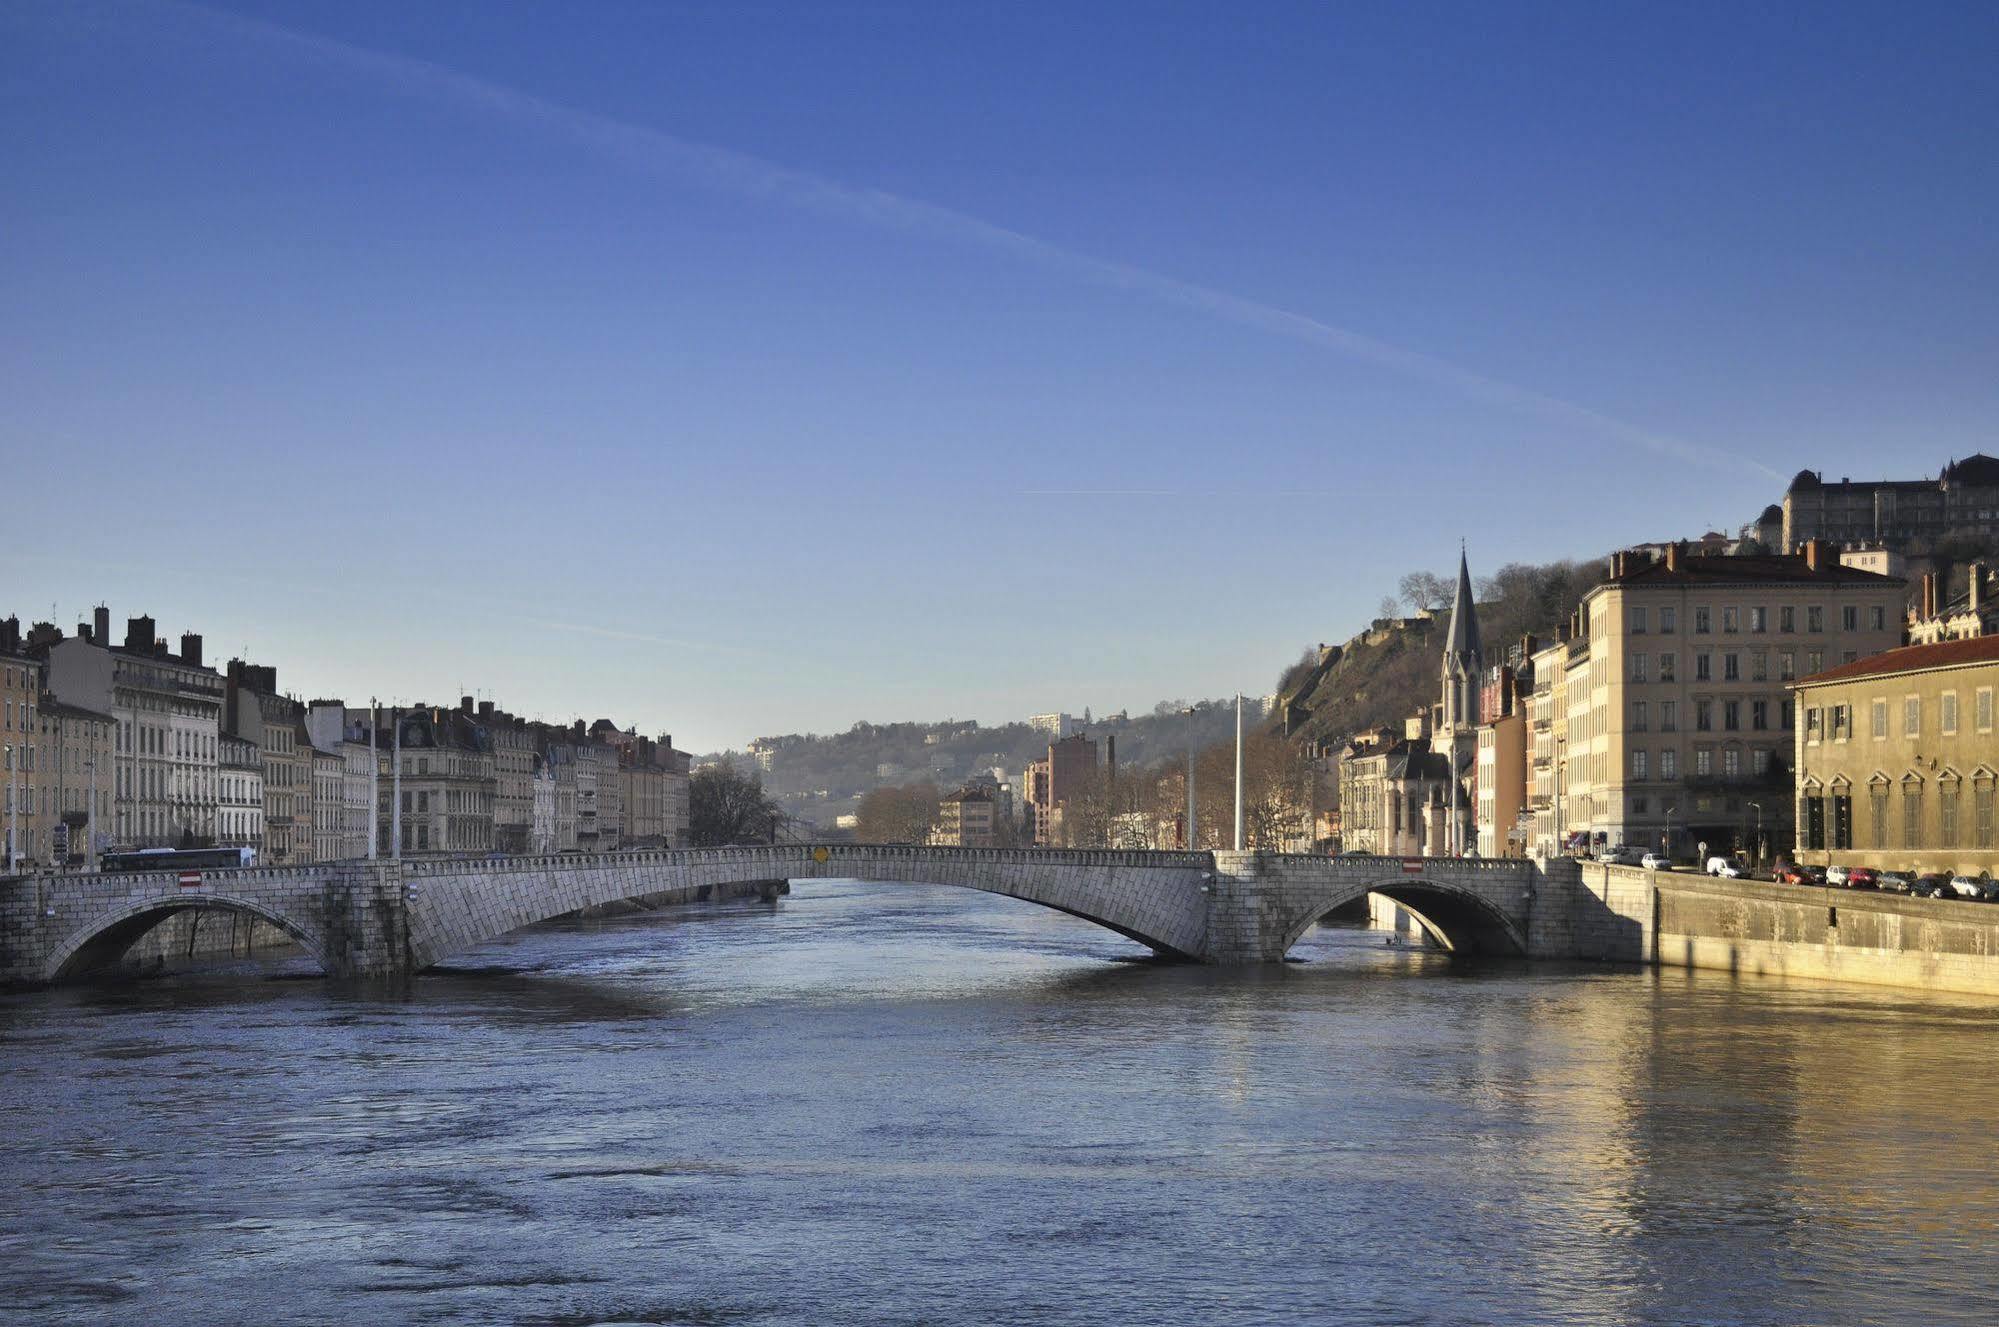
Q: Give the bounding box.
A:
[45,609,222,850]
[392,706,496,855]
[35,697,115,867]
[217,732,265,857]
[223,661,307,864]
[2,630,43,867]
[1560,541,1905,861]
[935,786,996,847]
[1792,637,1999,876]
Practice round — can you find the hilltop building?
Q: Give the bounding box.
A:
[1781,455,1999,552]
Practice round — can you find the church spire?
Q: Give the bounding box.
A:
[1444,546,1481,667]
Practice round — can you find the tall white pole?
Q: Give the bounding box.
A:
[1233,693,1245,852]
[1186,742,1196,851]
[367,699,379,861]
[86,755,98,872]
[391,707,402,861]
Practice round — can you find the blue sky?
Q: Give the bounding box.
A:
[4,1,1995,751]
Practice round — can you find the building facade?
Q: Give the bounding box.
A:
[45,610,222,851]
[1023,732,1098,846]
[1792,637,1999,876]
[35,697,115,868]
[223,661,306,865]
[1560,542,1905,861]
[217,732,265,857]
[935,786,997,847]
[393,706,496,856]
[1782,455,1999,552]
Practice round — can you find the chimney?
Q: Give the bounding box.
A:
[179,632,203,668]
[1803,539,1832,572]
[1106,735,1116,778]
[1971,562,1987,614]
[77,621,93,644]
[93,605,110,646]
[478,700,494,720]
[1920,571,1937,620]
[460,695,474,715]
[125,615,155,652]
[0,616,19,655]
[1664,541,1686,572]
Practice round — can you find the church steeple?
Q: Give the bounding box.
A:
[1444,547,1482,667]
[1440,547,1483,732]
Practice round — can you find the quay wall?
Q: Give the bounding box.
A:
[1370,862,1999,997]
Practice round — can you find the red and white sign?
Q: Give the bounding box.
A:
[1401,858,1424,875]
[178,870,204,890]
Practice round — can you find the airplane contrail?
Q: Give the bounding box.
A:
[140,0,1777,481]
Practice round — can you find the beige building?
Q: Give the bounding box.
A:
[935,786,997,847]
[1337,718,1452,857]
[217,732,265,857]
[1792,636,1999,876]
[2,634,42,868]
[1556,541,1905,861]
[393,706,495,856]
[1907,562,1995,645]
[45,610,223,850]
[35,697,114,867]
[223,662,307,864]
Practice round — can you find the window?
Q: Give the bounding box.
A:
[1751,651,1768,682]
[1780,606,1796,633]
[1980,689,1995,733]
[1694,607,1712,634]
[1905,697,1921,737]
[1871,699,1887,739]
[1831,704,1850,740]
[1780,651,1796,681]
[1871,606,1886,631]
[1804,795,1826,849]
[1630,607,1648,634]
[1752,700,1768,730]
[1723,747,1741,778]
[1632,750,1648,779]
[1695,747,1713,776]
[1942,692,1959,735]
[1631,701,1648,731]
[1724,653,1740,682]
[1752,747,1772,776]
[1940,779,1961,848]
[1806,707,1824,741]
[1871,785,1890,846]
[1659,653,1676,682]
[1750,607,1767,633]
[1661,701,1678,732]
[1629,654,1648,683]
[1725,700,1742,731]
[1808,606,1824,633]
[1833,793,1853,850]
[1903,780,1924,850]
[1807,649,1824,675]
[1661,749,1678,779]
[1722,606,1740,633]
[1660,607,1677,634]
[1696,654,1712,682]
[1696,700,1714,732]
[1842,605,1858,632]
[1977,777,1996,849]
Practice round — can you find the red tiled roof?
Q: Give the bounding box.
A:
[1799,636,1999,686]
[1609,552,1899,587]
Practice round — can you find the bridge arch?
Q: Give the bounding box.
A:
[1282,876,1528,958]
[44,894,331,983]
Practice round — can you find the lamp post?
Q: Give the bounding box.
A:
[1181,706,1196,850]
[1233,693,1245,852]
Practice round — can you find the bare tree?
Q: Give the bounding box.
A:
[689,766,785,845]
[1398,570,1452,614]
[855,782,942,844]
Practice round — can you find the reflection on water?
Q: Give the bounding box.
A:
[2,878,1995,1326]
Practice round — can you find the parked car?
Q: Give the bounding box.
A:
[1824,864,1851,887]
[1948,874,1999,902]
[1912,873,1952,898]
[1706,855,1750,878]
[1599,845,1644,866]
[1845,866,1879,890]
[1777,863,1824,886]
[1640,852,1673,872]
[1875,870,1914,894]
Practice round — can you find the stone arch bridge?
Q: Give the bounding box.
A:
[1,845,1568,985]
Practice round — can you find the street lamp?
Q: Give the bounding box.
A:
[1233,693,1245,852]
[1180,706,1196,851]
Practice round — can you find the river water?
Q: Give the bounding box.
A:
[3,879,1996,1326]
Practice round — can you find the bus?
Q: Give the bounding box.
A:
[99,846,258,873]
